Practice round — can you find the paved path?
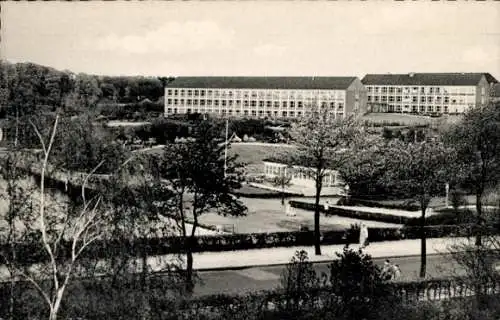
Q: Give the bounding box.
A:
[150,237,475,272]
[192,254,466,297]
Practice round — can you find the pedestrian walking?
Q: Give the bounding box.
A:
[359,223,369,248]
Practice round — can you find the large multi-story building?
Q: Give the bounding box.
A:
[164,77,367,119]
[361,73,498,114]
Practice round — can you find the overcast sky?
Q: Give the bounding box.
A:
[2,2,500,79]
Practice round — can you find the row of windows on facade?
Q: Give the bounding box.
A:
[264,164,339,187]
[166,88,347,99]
[367,95,475,104]
[165,108,345,118]
[166,99,345,109]
[374,104,469,113]
[366,86,480,95]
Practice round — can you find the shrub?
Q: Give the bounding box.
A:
[328,246,401,320]
[280,250,319,292]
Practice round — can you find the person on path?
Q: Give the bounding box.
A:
[391,264,402,281]
[359,223,369,248]
[381,260,393,281]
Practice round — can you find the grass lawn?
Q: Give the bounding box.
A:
[191,197,402,234]
[228,143,295,175]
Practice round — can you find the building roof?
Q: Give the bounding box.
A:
[166,76,358,90]
[361,73,498,86]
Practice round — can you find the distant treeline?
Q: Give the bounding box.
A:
[0,60,171,119]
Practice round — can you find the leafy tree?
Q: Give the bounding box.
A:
[63,73,101,113]
[380,139,456,277]
[284,104,363,255]
[443,102,500,246]
[328,246,399,320]
[448,208,500,313]
[157,121,247,293]
[51,114,129,174]
[337,136,393,199]
[91,156,185,319]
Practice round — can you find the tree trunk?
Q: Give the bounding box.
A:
[185,237,194,294]
[140,245,150,320]
[9,270,14,320]
[420,207,427,278]
[51,289,64,320]
[314,182,322,256]
[49,310,57,320]
[475,190,483,247]
[186,250,194,293]
[281,188,285,207]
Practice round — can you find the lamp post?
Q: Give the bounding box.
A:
[445,182,450,208]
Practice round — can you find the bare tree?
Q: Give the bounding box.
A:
[1,115,108,320]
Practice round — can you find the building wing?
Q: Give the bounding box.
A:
[362,73,498,86]
[166,76,358,90]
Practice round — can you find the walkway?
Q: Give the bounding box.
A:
[152,236,481,272]
[1,237,485,283]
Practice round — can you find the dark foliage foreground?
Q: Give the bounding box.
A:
[3,247,500,320]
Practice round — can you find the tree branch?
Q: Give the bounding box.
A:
[31,115,60,295]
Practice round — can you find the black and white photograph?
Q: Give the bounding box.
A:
[1,1,500,319]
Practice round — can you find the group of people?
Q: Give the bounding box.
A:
[381,259,402,281]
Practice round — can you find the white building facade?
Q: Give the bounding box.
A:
[263,161,345,196]
[362,73,497,114]
[164,77,367,119]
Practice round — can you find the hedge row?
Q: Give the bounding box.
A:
[345,197,421,212]
[3,223,496,266]
[405,208,477,226]
[290,200,412,225]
